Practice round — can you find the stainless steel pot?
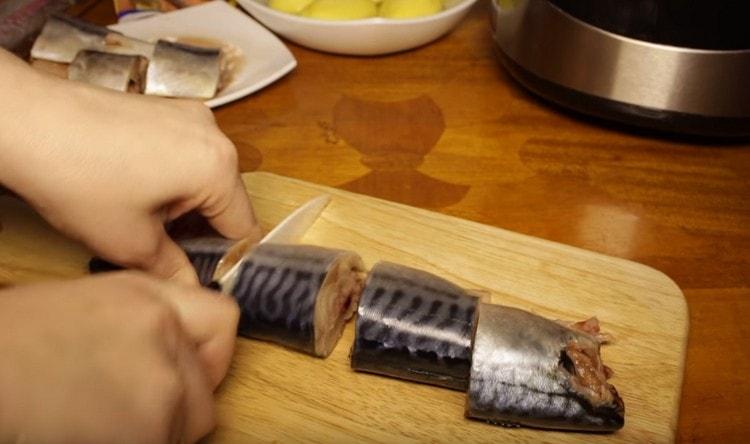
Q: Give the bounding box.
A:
[491,0,750,138]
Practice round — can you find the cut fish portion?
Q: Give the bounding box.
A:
[466,303,625,431]
[144,40,221,99]
[351,262,480,390]
[30,14,107,63]
[88,237,233,287]
[101,32,155,59]
[178,237,235,287]
[230,244,365,357]
[30,14,153,63]
[68,50,147,93]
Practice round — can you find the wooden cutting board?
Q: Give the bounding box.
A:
[0,172,687,443]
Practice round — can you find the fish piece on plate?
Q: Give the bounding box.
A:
[351,262,480,391]
[230,244,365,357]
[30,14,107,63]
[466,303,625,431]
[101,32,155,59]
[178,237,236,287]
[30,14,153,63]
[68,50,147,93]
[144,39,221,99]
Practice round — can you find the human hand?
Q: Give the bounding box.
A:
[0,50,260,284]
[0,272,239,443]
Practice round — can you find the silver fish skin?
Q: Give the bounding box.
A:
[68,50,146,93]
[467,303,625,432]
[30,14,107,63]
[231,244,364,357]
[179,237,235,287]
[351,262,479,391]
[30,14,153,63]
[144,40,221,99]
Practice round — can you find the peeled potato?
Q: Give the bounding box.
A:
[302,0,378,20]
[379,0,443,19]
[268,0,315,13]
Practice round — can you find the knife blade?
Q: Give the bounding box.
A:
[214,194,331,292]
[259,194,331,245]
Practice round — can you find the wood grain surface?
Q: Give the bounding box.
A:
[7,0,750,441]
[0,172,687,442]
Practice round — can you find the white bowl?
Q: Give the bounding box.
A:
[236,0,478,56]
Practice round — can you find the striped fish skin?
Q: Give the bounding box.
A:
[231,244,364,357]
[179,237,234,287]
[467,304,624,432]
[88,237,232,287]
[351,262,479,391]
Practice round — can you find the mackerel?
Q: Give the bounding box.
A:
[466,303,625,431]
[351,262,480,390]
[231,244,365,357]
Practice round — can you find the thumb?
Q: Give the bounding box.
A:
[203,177,262,243]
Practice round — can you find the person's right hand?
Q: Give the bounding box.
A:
[0,49,261,285]
[0,272,239,444]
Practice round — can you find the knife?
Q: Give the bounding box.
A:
[214,194,331,293]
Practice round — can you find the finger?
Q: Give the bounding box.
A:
[174,331,216,444]
[158,283,240,389]
[144,222,200,286]
[204,177,261,242]
[88,214,199,286]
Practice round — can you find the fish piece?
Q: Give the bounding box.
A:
[231,244,365,357]
[30,14,107,63]
[68,50,147,93]
[89,236,235,287]
[144,39,221,99]
[169,36,244,93]
[179,237,235,287]
[101,32,155,59]
[30,14,154,63]
[466,303,625,431]
[351,262,480,390]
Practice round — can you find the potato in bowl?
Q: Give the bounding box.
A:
[237,0,478,55]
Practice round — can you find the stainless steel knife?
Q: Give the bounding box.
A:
[215,194,331,292]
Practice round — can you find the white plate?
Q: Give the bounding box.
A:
[110,1,296,108]
[237,0,477,56]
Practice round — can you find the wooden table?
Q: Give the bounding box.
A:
[59,0,750,441]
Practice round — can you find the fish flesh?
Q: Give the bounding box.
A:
[466,303,624,431]
[231,244,365,357]
[351,262,480,390]
[68,50,147,93]
[30,14,153,64]
[144,39,221,99]
[178,237,235,287]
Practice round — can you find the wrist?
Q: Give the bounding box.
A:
[0,49,74,200]
[0,50,53,189]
